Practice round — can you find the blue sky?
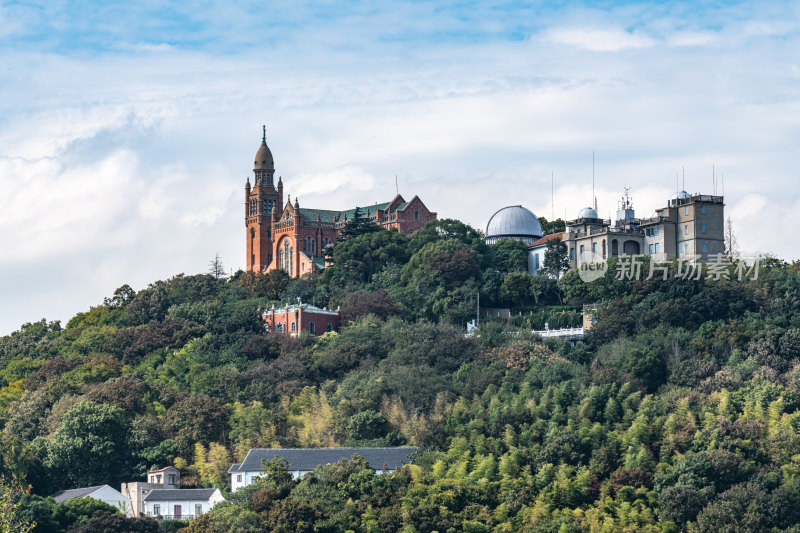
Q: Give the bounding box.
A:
[1,0,799,334]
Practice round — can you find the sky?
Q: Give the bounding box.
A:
[1,0,799,335]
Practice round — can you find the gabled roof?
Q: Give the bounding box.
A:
[143,488,219,502]
[529,232,564,248]
[147,466,179,473]
[51,485,107,503]
[228,463,242,474]
[231,447,417,473]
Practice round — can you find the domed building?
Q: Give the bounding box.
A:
[485,205,543,245]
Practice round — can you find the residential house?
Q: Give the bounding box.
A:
[143,488,224,520]
[51,485,130,513]
[121,466,181,518]
[228,447,417,491]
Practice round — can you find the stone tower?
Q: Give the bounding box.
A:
[245,126,283,271]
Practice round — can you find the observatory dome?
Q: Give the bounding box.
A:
[485,205,543,245]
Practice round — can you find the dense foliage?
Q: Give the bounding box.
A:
[3,218,800,532]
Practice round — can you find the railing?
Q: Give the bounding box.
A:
[532,327,585,338]
[154,515,197,521]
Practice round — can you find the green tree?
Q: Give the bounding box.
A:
[542,237,569,278]
[0,477,35,533]
[44,401,130,488]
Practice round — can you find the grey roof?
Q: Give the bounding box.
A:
[578,207,599,219]
[231,447,418,473]
[486,205,543,239]
[143,488,218,502]
[51,485,106,503]
[228,463,241,474]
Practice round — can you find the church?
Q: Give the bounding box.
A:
[245,127,437,276]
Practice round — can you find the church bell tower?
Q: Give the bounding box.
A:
[245,126,281,271]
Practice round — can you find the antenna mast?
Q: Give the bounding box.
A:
[592,150,597,211]
[551,171,555,222]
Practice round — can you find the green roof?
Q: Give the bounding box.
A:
[339,202,392,221]
[298,208,342,223]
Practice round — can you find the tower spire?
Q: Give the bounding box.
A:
[262,124,266,143]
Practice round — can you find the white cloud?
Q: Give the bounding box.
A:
[542,27,657,52]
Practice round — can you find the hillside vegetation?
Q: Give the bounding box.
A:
[3,218,800,532]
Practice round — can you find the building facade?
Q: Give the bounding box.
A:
[245,127,437,276]
[526,190,725,274]
[262,303,340,337]
[121,466,181,518]
[51,485,131,513]
[143,488,224,520]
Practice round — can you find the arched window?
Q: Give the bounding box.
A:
[263,199,267,214]
[249,199,257,216]
[326,323,333,332]
[291,322,296,332]
[309,322,315,334]
[276,323,283,333]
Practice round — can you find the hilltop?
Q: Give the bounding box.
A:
[3,218,800,532]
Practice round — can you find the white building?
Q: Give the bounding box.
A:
[143,488,224,520]
[51,485,130,513]
[528,232,565,275]
[121,466,181,518]
[229,447,417,491]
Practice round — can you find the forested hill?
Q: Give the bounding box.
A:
[3,218,800,532]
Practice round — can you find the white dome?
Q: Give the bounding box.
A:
[485,205,543,244]
[578,207,599,219]
[670,190,691,200]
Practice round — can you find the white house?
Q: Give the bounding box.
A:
[143,488,224,520]
[528,232,564,275]
[51,485,130,513]
[229,447,417,491]
[121,466,182,518]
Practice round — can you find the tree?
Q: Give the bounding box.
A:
[209,253,226,279]
[67,511,161,533]
[489,239,528,273]
[724,216,739,259]
[337,207,381,242]
[542,238,569,278]
[539,217,566,235]
[44,401,130,488]
[0,477,35,533]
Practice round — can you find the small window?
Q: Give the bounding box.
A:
[655,243,660,253]
[414,210,419,220]
[684,224,689,235]
[592,242,597,253]
[685,243,689,253]
[701,223,706,234]
[291,322,296,332]
[277,323,283,333]
[195,504,202,516]
[569,248,575,260]
[309,322,315,334]
[169,475,175,485]
[655,227,659,236]
[702,243,708,253]
[154,505,160,516]
[684,206,689,215]
[701,204,706,214]
[649,244,654,254]
[237,474,242,482]
[327,322,333,332]
[579,245,584,255]
[534,255,540,269]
